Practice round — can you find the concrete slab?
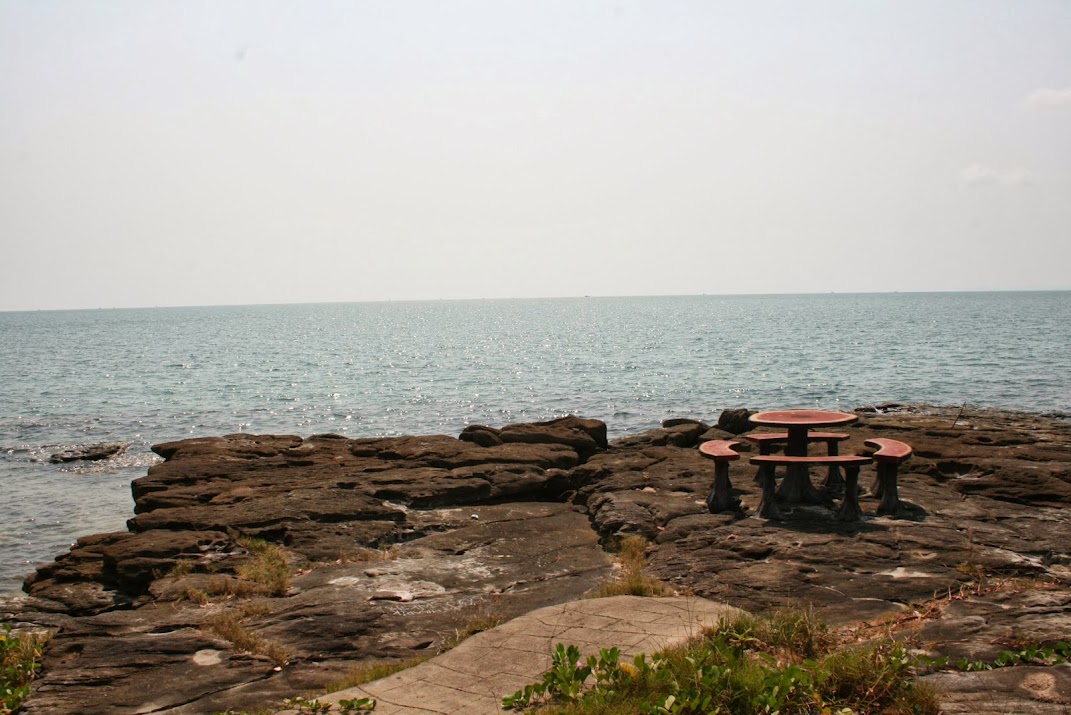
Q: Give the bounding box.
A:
[277,595,738,714]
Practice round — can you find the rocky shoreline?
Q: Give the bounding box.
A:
[4,406,1071,714]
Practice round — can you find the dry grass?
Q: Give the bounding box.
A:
[344,546,398,562]
[181,575,271,604]
[167,559,195,577]
[325,656,430,693]
[847,572,1063,643]
[440,609,507,651]
[183,587,211,605]
[591,535,674,598]
[181,536,293,604]
[235,537,291,596]
[205,611,289,665]
[237,599,275,618]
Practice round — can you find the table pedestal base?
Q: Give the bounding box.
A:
[874,463,902,516]
[836,466,864,522]
[776,466,825,504]
[706,462,742,514]
[756,466,784,520]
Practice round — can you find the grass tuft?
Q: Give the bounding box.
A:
[237,599,275,619]
[325,656,430,693]
[591,535,674,598]
[440,609,506,651]
[168,559,195,578]
[182,576,271,603]
[235,537,291,596]
[725,606,835,660]
[345,546,398,563]
[205,611,289,665]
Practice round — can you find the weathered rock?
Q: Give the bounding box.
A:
[19,503,611,715]
[610,424,705,449]
[697,426,741,444]
[716,408,757,434]
[11,419,618,713]
[922,664,1071,714]
[498,415,606,458]
[662,418,711,430]
[544,415,609,449]
[457,424,503,447]
[49,442,127,463]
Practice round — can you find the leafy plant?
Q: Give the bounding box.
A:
[502,610,940,714]
[338,696,377,712]
[502,644,591,709]
[285,697,332,714]
[1,624,47,715]
[285,695,376,713]
[919,639,1071,673]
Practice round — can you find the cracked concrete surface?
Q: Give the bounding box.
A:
[280,595,739,715]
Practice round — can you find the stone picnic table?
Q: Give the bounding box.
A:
[751,409,858,492]
[701,409,914,521]
[746,409,871,519]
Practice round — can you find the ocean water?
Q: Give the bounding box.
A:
[2,292,1070,594]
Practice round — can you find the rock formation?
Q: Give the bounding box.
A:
[3,407,1071,714]
[49,442,127,463]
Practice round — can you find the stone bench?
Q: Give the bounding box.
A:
[865,438,913,516]
[745,431,851,490]
[698,440,743,514]
[749,454,874,521]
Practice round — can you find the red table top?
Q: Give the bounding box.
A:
[749,409,858,428]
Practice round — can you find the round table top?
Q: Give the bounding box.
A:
[749,409,859,428]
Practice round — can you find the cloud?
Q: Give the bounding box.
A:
[960,164,1032,187]
[1025,88,1071,110]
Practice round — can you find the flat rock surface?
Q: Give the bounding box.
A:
[4,407,1071,714]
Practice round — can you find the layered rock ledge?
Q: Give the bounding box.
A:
[4,407,1071,714]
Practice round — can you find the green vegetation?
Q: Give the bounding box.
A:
[284,695,376,713]
[1,625,47,715]
[922,641,1071,673]
[502,610,940,714]
[591,536,674,599]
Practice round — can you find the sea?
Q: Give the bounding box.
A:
[2,292,1070,595]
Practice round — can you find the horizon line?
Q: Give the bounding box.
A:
[2,287,1070,314]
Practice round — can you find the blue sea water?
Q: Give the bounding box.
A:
[2,292,1070,594]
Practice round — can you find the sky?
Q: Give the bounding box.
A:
[1,1,1070,311]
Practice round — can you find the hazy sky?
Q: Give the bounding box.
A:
[2,1,1069,311]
